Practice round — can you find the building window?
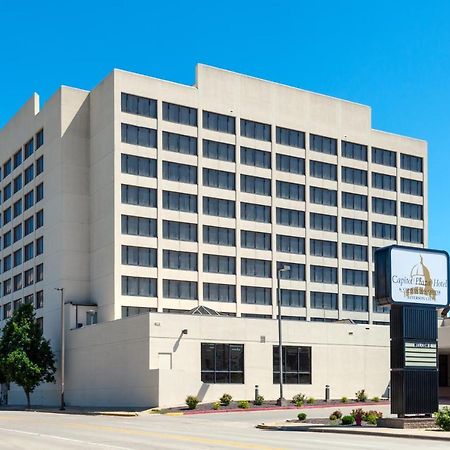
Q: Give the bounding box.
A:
[163,220,197,242]
[372,197,396,216]
[241,174,271,196]
[342,141,367,161]
[281,289,305,307]
[310,266,338,284]
[372,147,396,167]
[25,190,35,209]
[310,213,337,232]
[401,202,423,220]
[14,174,22,193]
[341,167,367,186]
[35,237,43,256]
[401,226,423,244]
[35,263,44,282]
[204,283,236,303]
[342,243,368,261]
[276,126,305,148]
[163,250,197,271]
[4,183,11,201]
[203,197,235,218]
[309,160,337,181]
[14,248,23,266]
[121,215,157,237]
[276,154,305,174]
[241,286,272,305]
[342,192,367,211]
[240,119,271,141]
[13,199,22,218]
[3,159,12,178]
[401,154,423,172]
[203,225,235,246]
[24,138,34,159]
[372,172,396,191]
[343,294,368,312]
[35,129,44,149]
[121,93,157,118]
[203,139,235,162]
[163,161,197,184]
[278,262,305,281]
[163,102,197,126]
[373,298,390,313]
[273,346,311,384]
[204,168,235,190]
[24,165,34,185]
[240,146,271,169]
[3,255,11,272]
[310,134,337,155]
[36,156,44,175]
[3,231,12,249]
[121,184,157,207]
[24,294,34,305]
[342,218,368,236]
[24,268,34,286]
[241,258,271,278]
[24,242,33,261]
[122,246,157,267]
[162,131,197,156]
[310,239,337,258]
[372,222,396,240]
[13,149,22,169]
[3,302,12,319]
[277,235,305,254]
[201,343,244,383]
[276,181,305,201]
[204,254,235,274]
[24,216,34,236]
[311,292,337,309]
[121,154,157,178]
[121,123,157,148]
[276,207,305,228]
[241,202,271,223]
[36,210,44,228]
[163,191,197,213]
[310,186,337,206]
[242,230,272,250]
[401,178,423,196]
[203,111,235,134]
[122,276,157,297]
[343,269,368,287]
[14,224,22,242]
[163,279,197,299]
[3,278,11,296]
[13,274,22,291]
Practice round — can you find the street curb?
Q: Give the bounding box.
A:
[256,424,450,442]
[0,408,138,417]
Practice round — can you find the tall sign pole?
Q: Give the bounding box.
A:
[375,245,449,417]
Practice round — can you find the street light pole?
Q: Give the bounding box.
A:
[55,288,65,411]
[276,265,290,407]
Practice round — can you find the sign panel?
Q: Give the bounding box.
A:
[375,245,449,307]
[404,341,437,368]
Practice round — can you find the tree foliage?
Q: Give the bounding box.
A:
[0,303,56,407]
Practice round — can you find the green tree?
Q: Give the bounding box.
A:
[0,303,56,407]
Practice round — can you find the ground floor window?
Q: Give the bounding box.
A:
[201,343,244,384]
[273,346,311,384]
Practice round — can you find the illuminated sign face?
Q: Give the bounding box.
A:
[390,247,448,306]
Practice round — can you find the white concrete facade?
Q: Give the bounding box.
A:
[0,65,430,406]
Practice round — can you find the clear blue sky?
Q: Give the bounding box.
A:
[1,0,449,251]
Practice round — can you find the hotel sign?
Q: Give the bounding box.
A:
[375,245,449,307]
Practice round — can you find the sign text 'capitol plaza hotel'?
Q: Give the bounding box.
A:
[0,65,438,407]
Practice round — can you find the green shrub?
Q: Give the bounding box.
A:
[254,395,264,406]
[365,413,379,425]
[185,395,200,410]
[332,410,342,419]
[237,400,250,409]
[371,396,380,402]
[220,393,232,406]
[341,396,348,403]
[435,406,450,431]
[329,414,337,421]
[363,410,383,421]
[212,401,220,410]
[292,393,306,407]
[297,412,307,421]
[341,415,355,425]
[355,389,368,402]
[306,397,315,404]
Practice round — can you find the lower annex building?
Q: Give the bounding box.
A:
[1,64,444,408]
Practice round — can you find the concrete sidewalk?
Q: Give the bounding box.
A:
[0,405,139,417]
[257,421,450,442]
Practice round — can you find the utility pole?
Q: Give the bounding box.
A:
[55,288,65,411]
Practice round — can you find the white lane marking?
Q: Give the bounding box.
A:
[0,426,133,449]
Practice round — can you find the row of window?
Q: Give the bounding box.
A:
[1,183,43,225]
[1,290,44,320]
[120,95,423,172]
[1,131,44,182]
[0,264,43,298]
[1,237,44,275]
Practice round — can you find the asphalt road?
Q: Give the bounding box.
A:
[0,406,447,450]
